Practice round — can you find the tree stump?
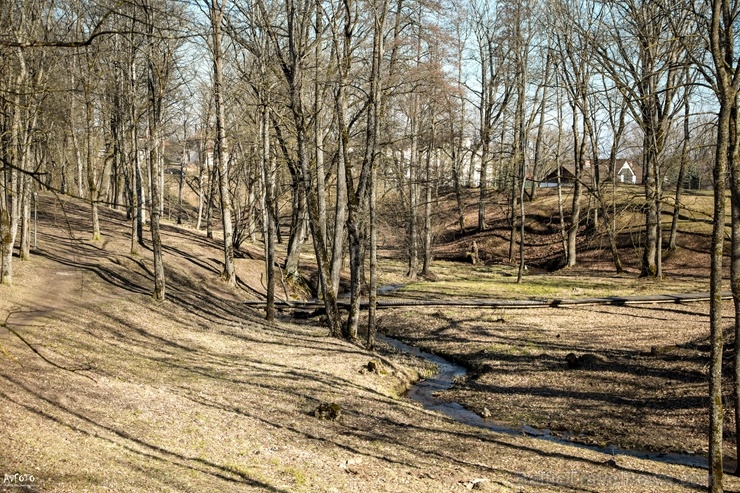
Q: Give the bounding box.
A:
[467,240,480,265]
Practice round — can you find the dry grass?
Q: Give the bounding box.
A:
[376,259,717,300]
[376,286,737,461]
[424,186,729,281]
[375,185,732,460]
[1,192,738,492]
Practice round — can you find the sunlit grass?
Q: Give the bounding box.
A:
[379,259,714,300]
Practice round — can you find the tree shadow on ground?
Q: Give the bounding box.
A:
[0,192,719,492]
[376,303,732,462]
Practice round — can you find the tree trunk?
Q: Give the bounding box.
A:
[531,53,552,204]
[0,177,18,285]
[314,6,327,249]
[148,125,165,301]
[368,161,378,349]
[206,163,216,239]
[247,161,258,243]
[261,104,275,321]
[340,0,361,340]
[331,139,348,295]
[211,0,236,286]
[128,114,141,254]
[84,74,101,242]
[367,0,389,347]
[135,147,146,244]
[130,161,141,254]
[144,2,167,301]
[1,99,21,284]
[177,122,186,225]
[655,158,663,279]
[407,106,419,280]
[514,43,527,282]
[19,174,31,260]
[269,105,304,281]
[451,142,465,234]
[517,168,526,282]
[557,166,567,259]
[508,172,517,263]
[567,110,585,267]
[128,55,145,251]
[709,99,730,492]
[421,125,435,277]
[599,198,623,273]
[669,93,690,253]
[284,177,307,280]
[70,96,85,199]
[478,146,488,231]
[2,48,27,284]
[567,172,583,267]
[732,138,740,477]
[641,126,660,277]
[196,135,206,231]
[278,0,342,337]
[553,86,567,260]
[343,0,387,340]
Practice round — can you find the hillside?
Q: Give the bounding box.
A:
[0,192,736,493]
[401,186,720,279]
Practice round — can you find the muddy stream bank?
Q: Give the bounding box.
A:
[378,333,726,472]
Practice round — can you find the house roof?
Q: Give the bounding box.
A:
[542,166,577,183]
[541,159,641,185]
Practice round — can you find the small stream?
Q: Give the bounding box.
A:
[378,334,719,470]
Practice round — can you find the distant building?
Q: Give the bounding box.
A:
[539,159,640,187]
[161,133,215,176]
[539,166,577,187]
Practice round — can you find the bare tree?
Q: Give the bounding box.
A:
[550,0,594,268]
[83,47,103,241]
[585,0,688,278]
[259,0,342,336]
[668,71,694,253]
[682,0,740,488]
[327,0,351,297]
[470,0,510,232]
[261,104,276,320]
[206,0,236,287]
[0,3,43,284]
[447,7,470,235]
[143,0,166,301]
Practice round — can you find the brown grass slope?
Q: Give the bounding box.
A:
[417,186,720,278]
[0,192,736,492]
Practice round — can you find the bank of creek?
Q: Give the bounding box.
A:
[372,292,739,473]
[276,287,737,470]
[379,333,723,471]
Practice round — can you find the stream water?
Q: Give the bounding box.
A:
[378,334,720,470]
